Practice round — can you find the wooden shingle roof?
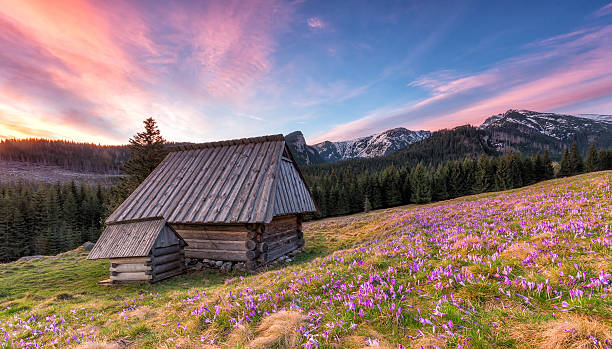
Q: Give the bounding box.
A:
[106,134,315,225]
[88,218,170,259]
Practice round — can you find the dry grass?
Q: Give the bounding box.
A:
[413,335,446,349]
[225,324,254,347]
[501,241,537,260]
[75,343,118,349]
[511,315,612,349]
[243,311,305,348]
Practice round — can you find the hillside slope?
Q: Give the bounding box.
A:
[1,172,610,348]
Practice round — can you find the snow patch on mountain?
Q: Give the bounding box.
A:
[311,128,430,162]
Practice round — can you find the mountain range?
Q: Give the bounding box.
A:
[286,109,612,165]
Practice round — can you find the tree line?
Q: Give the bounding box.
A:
[0,118,166,262]
[1,116,611,261]
[0,138,129,174]
[0,181,107,262]
[306,143,612,219]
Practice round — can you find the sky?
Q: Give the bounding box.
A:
[1,0,611,145]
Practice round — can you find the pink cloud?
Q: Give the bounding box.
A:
[311,24,612,143]
[593,2,612,17]
[0,0,296,143]
[307,16,325,29]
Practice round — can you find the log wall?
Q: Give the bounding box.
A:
[257,215,303,265]
[172,215,303,270]
[174,223,258,262]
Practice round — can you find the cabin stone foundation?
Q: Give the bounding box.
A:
[185,248,303,272]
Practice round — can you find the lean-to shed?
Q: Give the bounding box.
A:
[87,217,186,283]
[101,134,316,270]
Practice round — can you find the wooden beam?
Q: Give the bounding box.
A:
[153,269,184,283]
[185,248,250,261]
[110,272,152,281]
[176,230,255,241]
[110,264,151,273]
[183,239,256,251]
[152,244,180,257]
[152,253,181,265]
[110,257,150,264]
[152,261,182,275]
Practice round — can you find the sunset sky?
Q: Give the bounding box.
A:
[1,0,611,145]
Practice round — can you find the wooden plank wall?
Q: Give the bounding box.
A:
[172,215,303,270]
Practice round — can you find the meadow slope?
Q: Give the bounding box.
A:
[0,172,611,348]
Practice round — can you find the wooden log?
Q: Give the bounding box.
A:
[262,230,298,243]
[245,239,257,251]
[267,234,298,250]
[172,223,249,232]
[110,272,152,281]
[153,253,180,265]
[176,230,255,241]
[153,261,182,275]
[185,248,250,261]
[153,244,180,257]
[110,257,150,264]
[153,268,184,283]
[183,239,255,251]
[257,242,268,253]
[265,243,299,262]
[110,264,151,273]
[246,249,260,260]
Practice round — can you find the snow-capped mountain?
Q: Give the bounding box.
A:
[479,109,612,154]
[574,114,612,123]
[285,128,431,165]
[311,128,431,163]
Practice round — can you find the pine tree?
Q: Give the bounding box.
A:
[559,147,571,177]
[364,196,372,213]
[542,150,554,179]
[109,117,167,212]
[410,163,432,204]
[432,164,448,200]
[568,142,584,175]
[585,143,598,173]
[380,166,402,207]
[534,153,544,182]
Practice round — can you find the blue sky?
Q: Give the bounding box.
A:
[1,0,611,144]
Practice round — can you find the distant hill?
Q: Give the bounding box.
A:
[287,109,612,166]
[0,139,129,174]
[286,128,430,166]
[0,159,122,185]
[480,109,612,155]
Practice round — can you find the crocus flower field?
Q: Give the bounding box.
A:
[1,172,611,348]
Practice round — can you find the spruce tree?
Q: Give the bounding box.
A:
[410,163,432,204]
[568,142,584,175]
[542,150,554,179]
[585,143,598,173]
[534,153,544,182]
[559,147,571,177]
[364,196,372,213]
[109,117,167,212]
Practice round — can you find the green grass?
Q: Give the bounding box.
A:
[1,171,611,348]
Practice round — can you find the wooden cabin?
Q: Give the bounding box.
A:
[87,218,186,283]
[101,134,316,271]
